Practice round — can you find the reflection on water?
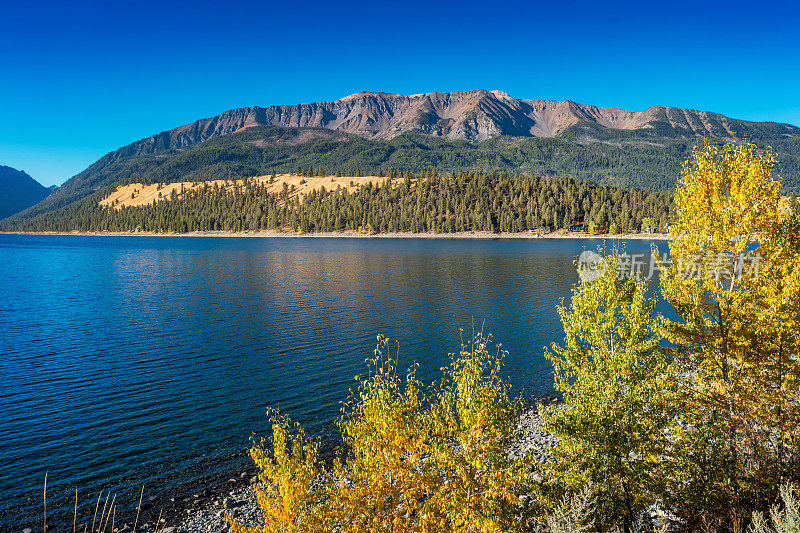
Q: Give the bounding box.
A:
[0,235,667,527]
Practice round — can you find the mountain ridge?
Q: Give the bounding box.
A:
[140,89,800,148]
[0,166,52,220]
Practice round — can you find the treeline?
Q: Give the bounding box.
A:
[4,170,674,234]
[8,125,798,230]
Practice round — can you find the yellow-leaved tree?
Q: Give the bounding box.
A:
[325,339,431,532]
[425,334,525,532]
[230,333,528,533]
[660,141,800,524]
[230,413,323,533]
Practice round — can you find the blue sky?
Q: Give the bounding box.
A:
[1,0,799,187]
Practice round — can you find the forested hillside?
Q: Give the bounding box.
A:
[4,96,798,232]
[4,169,673,235]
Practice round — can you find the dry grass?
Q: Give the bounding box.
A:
[99,174,406,210]
[41,477,164,533]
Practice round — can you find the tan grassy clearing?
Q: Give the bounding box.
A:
[99,174,405,210]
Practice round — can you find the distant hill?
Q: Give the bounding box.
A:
[0,166,52,220]
[2,90,799,231]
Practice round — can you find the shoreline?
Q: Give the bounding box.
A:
[97,397,561,532]
[176,401,560,533]
[1,230,669,240]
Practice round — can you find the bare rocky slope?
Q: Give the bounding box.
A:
[146,89,800,145]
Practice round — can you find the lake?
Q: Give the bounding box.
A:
[0,234,668,528]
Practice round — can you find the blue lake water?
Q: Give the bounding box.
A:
[0,234,668,528]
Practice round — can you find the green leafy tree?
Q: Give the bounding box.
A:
[537,255,677,532]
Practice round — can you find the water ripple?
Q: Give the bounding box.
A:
[0,235,668,528]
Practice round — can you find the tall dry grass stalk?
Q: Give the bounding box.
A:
[154,509,163,533]
[98,493,109,533]
[100,494,116,533]
[43,473,47,533]
[41,478,151,533]
[91,492,101,533]
[133,485,144,532]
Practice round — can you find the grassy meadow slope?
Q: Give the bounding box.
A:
[99,173,401,209]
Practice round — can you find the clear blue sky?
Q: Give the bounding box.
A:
[1,0,799,187]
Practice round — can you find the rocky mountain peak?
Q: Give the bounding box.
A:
[117,90,800,162]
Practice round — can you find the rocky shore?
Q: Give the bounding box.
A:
[174,405,559,533]
[1,230,669,241]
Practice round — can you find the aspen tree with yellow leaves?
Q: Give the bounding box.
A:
[229,413,323,533]
[661,141,800,525]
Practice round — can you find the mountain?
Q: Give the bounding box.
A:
[3,90,799,230]
[135,89,800,143]
[0,166,52,220]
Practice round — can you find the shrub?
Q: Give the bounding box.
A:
[230,414,322,533]
[545,486,596,533]
[748,483,800,533]
[230,333,527,533]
